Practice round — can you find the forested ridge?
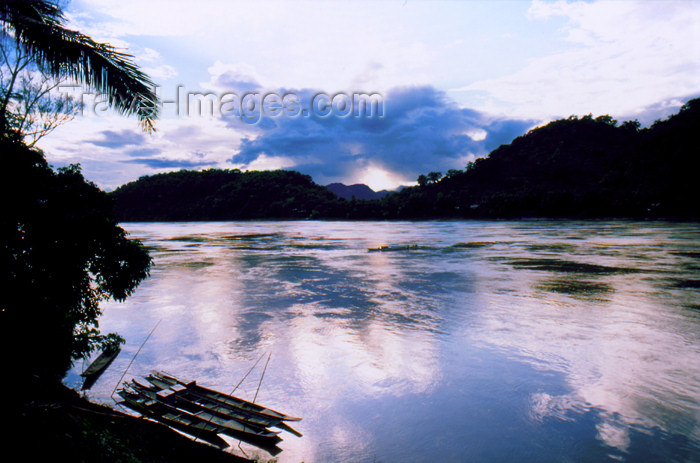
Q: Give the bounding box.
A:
[112,169,347,220]
[112,97,700,221]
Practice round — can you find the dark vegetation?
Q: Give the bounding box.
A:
[8,384,249,462]
[112,97,700,221]
[1,138,151,386]
[0,138,209,462]
[1,2,248,461]
[113,169,347,221]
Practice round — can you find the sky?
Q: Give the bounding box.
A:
[35,0,700,191]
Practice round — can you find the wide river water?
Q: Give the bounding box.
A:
[65,220,700,462]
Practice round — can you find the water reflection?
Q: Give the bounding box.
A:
[66,221,700,462]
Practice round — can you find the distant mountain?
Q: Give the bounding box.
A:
[325,183,391,200]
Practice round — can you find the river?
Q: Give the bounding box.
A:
[65,220,700,462]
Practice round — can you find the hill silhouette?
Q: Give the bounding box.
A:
[111,98,700,221]
[112,169,345,221]
[371,98,699,219]
[326,183,392,200]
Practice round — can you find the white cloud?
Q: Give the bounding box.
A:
[37,113,246,189]
[202,61,265,92]
[356,166,412,191]
[235,154,297,172]
[143,64,179,80]
[138,48,163,63]
[50,0,700,188]
[459,0,700,120]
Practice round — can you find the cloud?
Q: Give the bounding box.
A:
[143,65,178,80]
[228,84,535,185]
[617,93,700,126]
[87,129,145,148]
[122,157,218,169]
[125,147,162,157]
[37,113,246,189]
[204,62,264,94]
[458,0,700,120]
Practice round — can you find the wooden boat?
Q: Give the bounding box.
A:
[120,384,283,455]
[150,370,302,422]
[143,375,276,425]
[130,379,279,438]
[80,346,121,390]
[117,388,230,449]
[144,373,302,437]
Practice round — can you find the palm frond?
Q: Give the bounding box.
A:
[1,0,159,131]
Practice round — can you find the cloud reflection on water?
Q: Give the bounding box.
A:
[467,225,700,455]
[75,221,700,461]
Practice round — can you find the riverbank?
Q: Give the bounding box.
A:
[7,383,255,462]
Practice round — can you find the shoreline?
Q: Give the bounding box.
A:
[8,384,256,463]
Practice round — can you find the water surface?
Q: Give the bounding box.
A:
[66,221,700,462]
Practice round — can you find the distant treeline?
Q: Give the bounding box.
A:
[111,98,700,221]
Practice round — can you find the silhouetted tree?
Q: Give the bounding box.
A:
[0,0,157,389]
[427,171,442,183]
[1,38,81,146]
[1,138,151,386]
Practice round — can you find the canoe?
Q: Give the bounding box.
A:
[129,379,280,438]
[143,374,302,437]
[151,371,302,422]
[117,388,230,449]
[144,375,280,427]
[120,385,283,455]
[80,346,121,390]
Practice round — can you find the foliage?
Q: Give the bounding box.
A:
[0,138,152,383]
[111,169,348,221]
[0,0,159,132]
[0,0,159,387]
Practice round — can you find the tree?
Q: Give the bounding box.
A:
[426,171,442,183]
[1,138,152,384]
[0,0,157,388]
[0,0,159,134]
[1,37,81,146]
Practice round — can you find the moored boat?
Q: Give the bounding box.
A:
[151,370,302,422]
[117,388,230,449]
[144,373,302,437]
[130,379,280,438]
[121,382,284,455]
[80,345,121,390]
[144,374,282,428]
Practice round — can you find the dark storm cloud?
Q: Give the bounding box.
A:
[228,85,535,183]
